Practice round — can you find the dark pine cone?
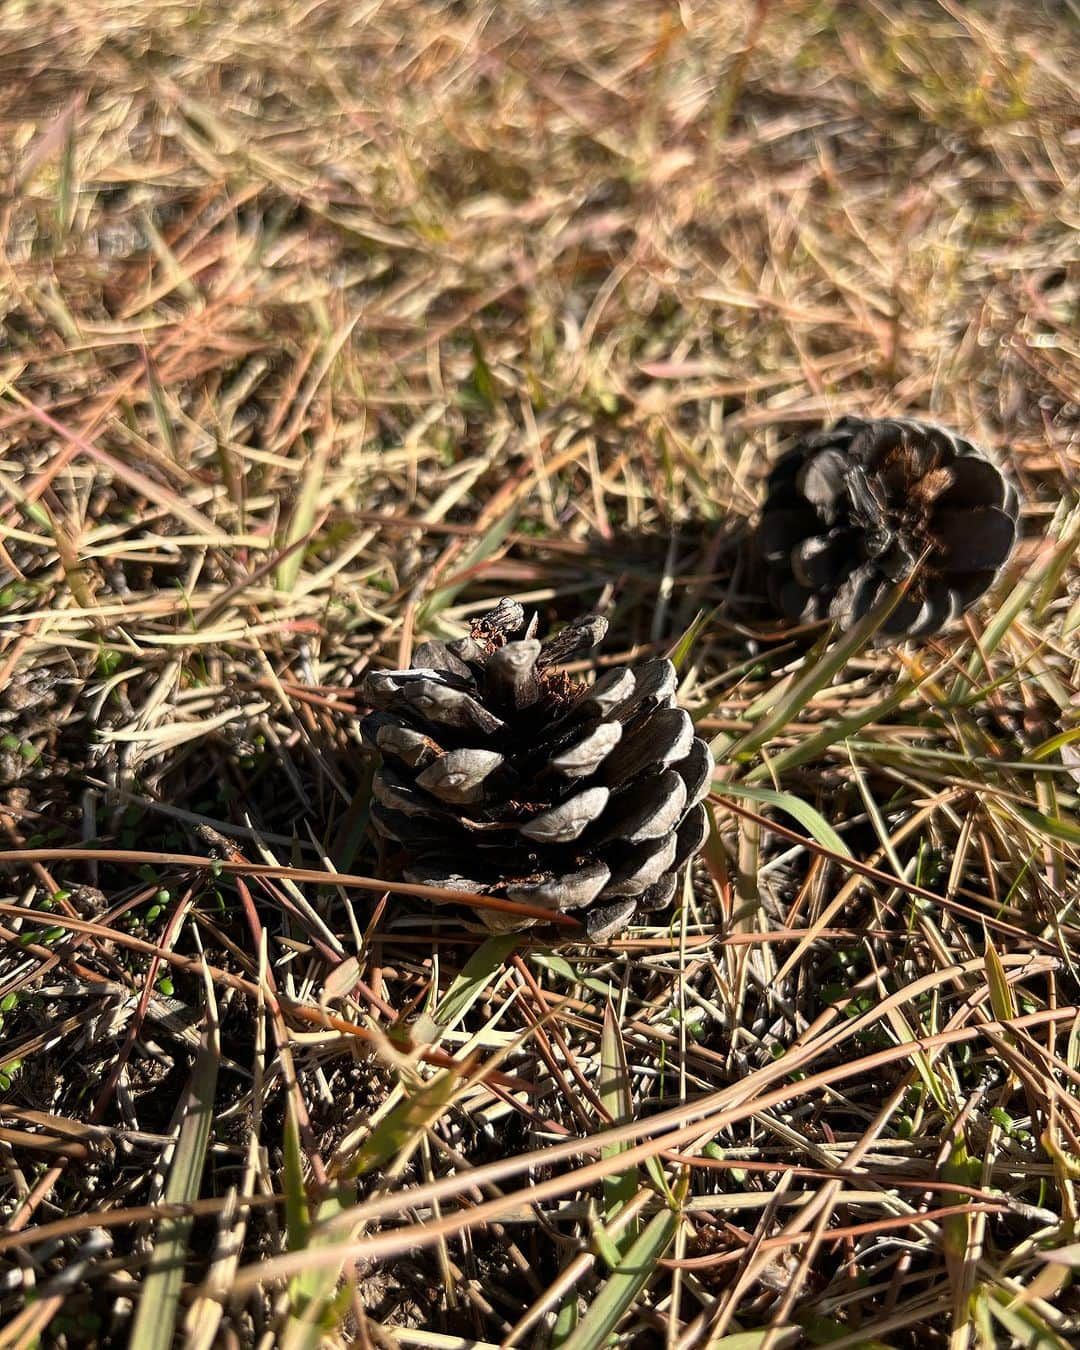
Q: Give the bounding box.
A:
[758,417,1020,637]
[361,599,714,942]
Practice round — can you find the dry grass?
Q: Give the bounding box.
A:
[1,0,1079,1345]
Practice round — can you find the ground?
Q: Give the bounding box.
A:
[1,1,1079,1346]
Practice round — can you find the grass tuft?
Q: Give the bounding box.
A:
[1,0,1078,1345]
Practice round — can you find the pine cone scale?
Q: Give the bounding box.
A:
[605,835,678,895]
[575,667,636,720]
[932,507,1017,569]
[549,720,623,777]
[414,748,504,804]
[673,803,710,869]
[519,785,610,843]
[609,768,688,843]
[411,640,474,682]
[937,457,1008,508]
[506,861,611,909]
[798,448,849,518]
[600,707,693,784]
[791,535,850,588]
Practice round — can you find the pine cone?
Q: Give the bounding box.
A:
[361,600,714,942]
[758,417,1020,637]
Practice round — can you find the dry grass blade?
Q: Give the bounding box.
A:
[0,0,1077,1345]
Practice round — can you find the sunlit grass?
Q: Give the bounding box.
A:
[0,0,1078,1345]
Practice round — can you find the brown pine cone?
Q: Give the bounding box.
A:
[361,600,713,941]
[759,417,1020,637]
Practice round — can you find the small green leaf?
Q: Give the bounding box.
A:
[983,931,1017,1022]
[799,1312,893,1348]
[344,1063,467,1179]
[711,782,852,859]
[431,934,519,1031]
[558,1207,678,1350]
[599,1000,637,1230]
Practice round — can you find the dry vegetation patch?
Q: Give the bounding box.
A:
[1,0,1079,1345]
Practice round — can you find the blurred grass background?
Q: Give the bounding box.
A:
[1,1,1079,1346]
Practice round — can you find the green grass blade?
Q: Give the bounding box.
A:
[145,352,179,462]
[986,1284,1076,1349]
[56,115,76,239]
[599,999,638,1229]
[558,1207,678,1350]
[130,993,220,1350]
[550,1296,579,1345]
[719,580,909,762]
[983,930,1017,1022]
[408,932,521,1049]
[953,502,1080,702]
[1026,727,1080,763]
[344,1063,467,1179]
[282,1097,312,1255]
[711,781,853,858]
[418,503,520,624]
[280,1097,354,1347]
[743,678,917,782]
[531,951,618,1000]
[587,1202,627,1272]
[666,606,716,673]
[1006,804,1080,846]
[276,440,329,592]
[430,933,520,1031]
